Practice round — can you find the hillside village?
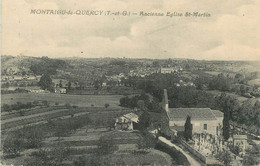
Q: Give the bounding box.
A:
[1,55,260,166]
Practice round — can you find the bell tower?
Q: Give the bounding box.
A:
[162,89,169,112]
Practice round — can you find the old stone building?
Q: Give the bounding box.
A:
[115,113,139,131]
[161,89,224,138]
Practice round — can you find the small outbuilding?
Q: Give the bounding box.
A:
[115,113,139,131]
[55,88,67,94]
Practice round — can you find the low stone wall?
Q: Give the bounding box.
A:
[179,139,207,163]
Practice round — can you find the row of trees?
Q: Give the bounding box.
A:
[30,56,67,75]
[2,81,39,88]
[38,74,73,92]
[195,72,260,97]
[2,100,49,112]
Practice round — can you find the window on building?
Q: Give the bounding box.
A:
[204,124,207,130]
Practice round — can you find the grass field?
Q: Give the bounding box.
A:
[1,93,123,107]
[100,149,172,166]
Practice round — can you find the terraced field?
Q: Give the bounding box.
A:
[1,106,130,132]
[1,104,173,166]
[44,127,141,147]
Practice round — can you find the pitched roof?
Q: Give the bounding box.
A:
[167,108,219,121]
[233,135,247,140]
[170,126,185,132]
[123,113,139,123]
[211,110,224,118]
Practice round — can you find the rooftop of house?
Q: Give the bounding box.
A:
[211,110,224,117]
[122,113,139,123]
[170,126,185,132]
[167,108,223,121]
[233,135,247,140]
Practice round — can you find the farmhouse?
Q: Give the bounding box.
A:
[161,89,223,138]
[55,88,67,94]
[115,113,139,131]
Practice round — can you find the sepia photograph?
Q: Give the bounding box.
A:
[1,0,260,165]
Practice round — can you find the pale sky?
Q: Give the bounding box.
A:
[2,0,260,60]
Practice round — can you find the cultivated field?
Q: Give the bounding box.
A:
[1,105,131,163]
[1,104,173,166]
[1,93,123,107]
[0,92,179,165]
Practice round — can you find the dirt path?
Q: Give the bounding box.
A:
[158,136,202,166]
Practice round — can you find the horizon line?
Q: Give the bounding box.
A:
[2,54,260,62]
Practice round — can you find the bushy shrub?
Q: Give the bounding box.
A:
[97,135,118,155]
[65,103,71,108]
[136,131,156,150]
[215,150,232,166]
[2,102,35,112]
[42,100,49,107]
[104,103,110,108]
[33,100,39,106]
[3,135,24,158]
[2,104,11,112]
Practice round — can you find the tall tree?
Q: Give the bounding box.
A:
[68,81,71,90]
[223,110,230,140]
[184,116,193,141]
[59,80,62,88]
[240,85,246,95]
[138,111,151,130]
[38,74,53,92]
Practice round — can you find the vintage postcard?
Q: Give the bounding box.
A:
[1,0,260,165]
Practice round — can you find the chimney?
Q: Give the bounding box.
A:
[163,89,169,112]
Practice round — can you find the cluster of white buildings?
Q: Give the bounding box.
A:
[1,75,41,82]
